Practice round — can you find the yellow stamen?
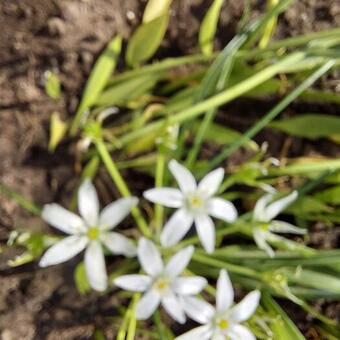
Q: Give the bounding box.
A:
[154,277,169,291]
[87,227,99,240]
[188,195,203,209]
[260,223,270,232]
[218,319,229,330]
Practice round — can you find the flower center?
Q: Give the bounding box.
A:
[187,193,204,211]
[218,319,229,330]
[259,223,270,232]
[153,277,170,292]
[87,227,100,240]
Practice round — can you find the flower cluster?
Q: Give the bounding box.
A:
[39,159,304,338]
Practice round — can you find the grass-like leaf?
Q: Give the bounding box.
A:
[70,36,122,135]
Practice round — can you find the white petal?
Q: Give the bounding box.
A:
[253,229,274,258]
[99,197,138,230]
[212,332,224,340]
[165,246,194,278]
[42,204,86,234]
[216,270,234,313]
[162,292,186,324]
[173,276,207,295]
[138,237,163,276]
[264,191,298,221]
[85,241,107,292]
[114,274,151,292]
[101,232,136,257]
[135,289,161,320]
[198,168,224,197]
[229,325,256,340]
[39,235,87,267]
[269,221,306,235]
[229,290,260,323]
[175,325,213,340]
[195,214,216,254]
[78,179,99,226]
[169,159,197,194]
[253,194,272,222]
[181,296,215,324]
[143,188,184,208]
[207,198,238,223]
[160,209,194,247]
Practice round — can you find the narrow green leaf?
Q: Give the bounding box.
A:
[315,186,340,204]
[268,159,340,177]
[262,293,306,340]
[44,71,61,99]
[281,268,340,294]
[193,122,258,150]
[143,0,172,23]
[116,52,305,149]
[0,182,41,215]
[208,60,335,170]
[48,112,68,152]
[199,0,224,55]
[70,36,122,135]
[288,196,332,214]
[95,73,160,107]
[270,114,340,140]
[185,0,296,167]
[126,15,169,67]
[74,262,91,295]
[258,0,279,49]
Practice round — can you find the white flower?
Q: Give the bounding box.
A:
[252,191,306,257]
[144,160,237,253]
[177,270,260,340]
[39,179,138,292]
[114,238,207,323]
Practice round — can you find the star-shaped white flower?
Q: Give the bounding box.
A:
[177,270,260,340]
[144,160,237,253]
[252,191,306,257]
[39,179,138,291]
[114,238,207,323]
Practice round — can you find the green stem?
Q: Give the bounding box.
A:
[117,294,140,340]
[0,182,41,216]
[192,252,261,279]
[208,60,335,170]
[126,295,139,340]
[107,54,215,86]
[258,0,279,49]
[116,52,305,149]
[154,152,166,238]
[153,311,172,340]
[95,139,151,237]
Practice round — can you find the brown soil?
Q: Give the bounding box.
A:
[0,0,339,339]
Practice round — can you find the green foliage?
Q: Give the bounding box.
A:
[143,0,172,22]
[44,71,61,99]
[4,1,340,338]
[280,268,340,294]
[261,293,305,340]
[126,15,169,67]
[270,114,340,140]
[199,0,224,55]
[74,262,91,295]
[7,231,58,267]
[126,0,172,67]
[314,185,340,204]
[96,73,160,107]
[48,112,68,152]
[71,36,122,135]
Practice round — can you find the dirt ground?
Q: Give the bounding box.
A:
[0,0,339,339]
